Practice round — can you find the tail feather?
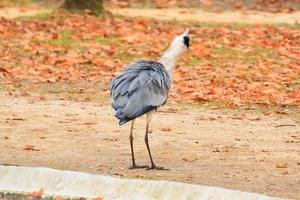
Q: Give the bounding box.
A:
[119,118,130,126]
[115,108,131,126]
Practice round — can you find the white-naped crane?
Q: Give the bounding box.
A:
[110,29,190,170]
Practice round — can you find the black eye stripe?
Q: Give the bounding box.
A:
[183,36,190,48]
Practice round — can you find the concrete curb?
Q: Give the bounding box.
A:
[0,166,284,200]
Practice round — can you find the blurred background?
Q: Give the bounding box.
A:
[0,1,299,199]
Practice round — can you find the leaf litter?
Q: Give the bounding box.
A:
[0,11,299,110]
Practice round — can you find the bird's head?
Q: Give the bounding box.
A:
[159,29,190,73]
[169,28,190,54]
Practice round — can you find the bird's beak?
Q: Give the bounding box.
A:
[182,28,190,49]
[182,28,189,37]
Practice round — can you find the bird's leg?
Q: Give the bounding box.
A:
[129,120,136,167]
[129,120,147,169]
[145,111,169,170]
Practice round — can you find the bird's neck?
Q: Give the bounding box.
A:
[159,47,182,77]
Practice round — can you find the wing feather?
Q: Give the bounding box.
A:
[110,60,171,125]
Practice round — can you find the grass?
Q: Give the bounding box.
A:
[28,82,110,101]
[17,12,53,21]
[1,0,33,7]
[95,36,119,45]
[0,81,110,103]
[116,52,136,62]
[0,192,86,200]
[48,30,87,51]
[1,0,61,8]
[6,10,298,111]
[176,101,227,110]
[209,45,279,67]
[188,57,202,66]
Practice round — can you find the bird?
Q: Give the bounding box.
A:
[110,29,190,170]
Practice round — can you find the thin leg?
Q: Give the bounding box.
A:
[129,120,147,169]
[145,117,155,167]
[145,111,169,170]
[129,120,136,167]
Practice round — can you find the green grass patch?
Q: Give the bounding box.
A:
[116,52,136,62]
[214,47,247,62]
[188,57,202,66]
[2,0,61,8]
[16,12,53,21]
[211,45,279,67]
[32,83,110,102]
[49,30,86,51]
[95,36,119,45]
[0,192,87,200]
[49,30,72,47]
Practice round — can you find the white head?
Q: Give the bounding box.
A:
[169,28,190,54]
[159,29,190,74]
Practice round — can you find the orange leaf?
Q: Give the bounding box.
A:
[52,32,60,39]
[55,196,64,200]
[200,0,212,8]
[276,162,288,168]
[31,188,44,198]
[233,2,242,9]
[23,145,40,151]
[161,127,171,132]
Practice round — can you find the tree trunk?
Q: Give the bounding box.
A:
[63,0,103,14]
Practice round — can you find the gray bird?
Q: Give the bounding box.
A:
[110,29,190,170]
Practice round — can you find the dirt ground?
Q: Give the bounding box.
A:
[0,6,299,24]
[0,92,299,199]
[109,8,300,24]
[0,7,50,19]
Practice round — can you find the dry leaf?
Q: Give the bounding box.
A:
[31,188,44,198]
[200,0,212,7]
[276,162,288,168]
[23,145,40,151]
[183,157,197,162]
[161,127,172,132]
[55,196,64,200]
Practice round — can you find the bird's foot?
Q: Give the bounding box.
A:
[129,165,148,169]
[146,165,169,170]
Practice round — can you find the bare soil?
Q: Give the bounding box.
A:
[0,7,50,19]
[0,92,299,199]
[0,6,299,25]
[109,8,300,24]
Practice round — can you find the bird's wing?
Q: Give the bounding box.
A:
[110,60,171,125]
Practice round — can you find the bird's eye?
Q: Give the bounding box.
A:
[183,36,190,48]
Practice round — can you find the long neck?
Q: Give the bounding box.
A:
[159,47,182,77]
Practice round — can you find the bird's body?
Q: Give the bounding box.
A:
[110,29,190,170]
[111,60,171,126]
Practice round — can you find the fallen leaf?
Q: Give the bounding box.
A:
[39,95,46,101]
[200,0,212,7]
[233,2,242,9]
[161,127,172,132]
[23,145,40,151]
[276,162,288,168]
[31,188,44,198]
[83,121,97,125]
[183,157,197,162]
[54,196,64,200]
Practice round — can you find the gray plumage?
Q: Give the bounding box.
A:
[110,29,189,170]
[110,60,172,126]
